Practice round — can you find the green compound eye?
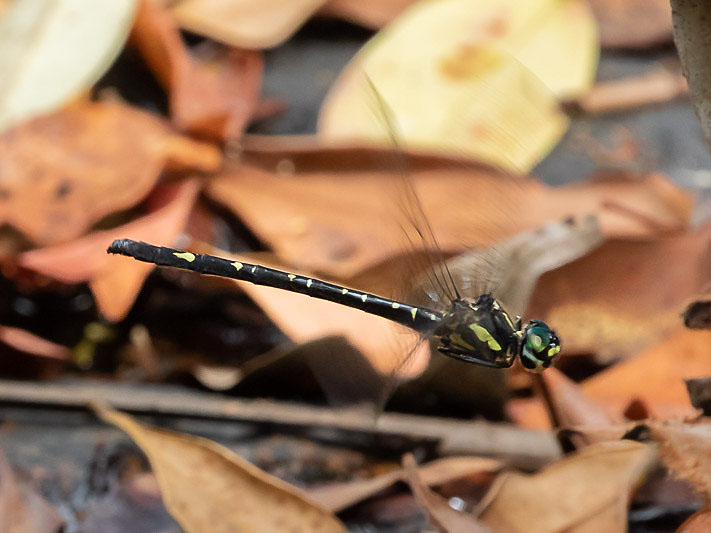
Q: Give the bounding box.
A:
[520,321,560,372]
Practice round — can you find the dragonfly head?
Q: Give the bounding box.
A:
[519,320,560,372]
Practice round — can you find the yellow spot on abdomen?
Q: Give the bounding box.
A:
[288,274,296,281]
[410,308,417,321]
[341,288,348,295]
[470,324,502,351]
[173,252,195,262]
[392,302,400,309]
[306,279,312,288]
[231,261,243,271]
[361,294,367,303]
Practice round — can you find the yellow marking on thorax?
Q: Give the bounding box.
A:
[450,333,475,351]
[548,346,561,357]
[231,261,243,271]
[502,311,515,330]
[470,324,502,351]
[288,274,296,281]
[173,252,195,262]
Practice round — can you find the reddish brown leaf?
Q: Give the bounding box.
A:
[401,454,491,533]
[19,179,200,321]
[0,325,69,360]
[588,0,672,49]
[0,447,63,532]
[132,0,264,141]
[0,101,219,246]
[206,137,693,280]
[678,507,711,532]
[529,227,711,360]
[583,328,711,419]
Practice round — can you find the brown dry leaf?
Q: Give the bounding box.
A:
[0,325,69,360]
[316,0,416,29]
[678,507,711,532]
[309,455,503,513]
[207,138,693,280]
[582,328,711,420]
[646,419,711,498]
[401,454,491,533]
[528,226,711,361]
[0,101,219,246]
[588,0,672,49]
[0,447,63,532]
[132,0,264,141]
[93,403,345,533]
[19,179,200,321]
[672,0,711,152]
[169,0,328,49]
[478,440,656,532]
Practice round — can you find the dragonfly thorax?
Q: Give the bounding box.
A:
[434,294,560,371]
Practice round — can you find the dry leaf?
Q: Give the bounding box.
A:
[309,455,502,512]
[133,0,265,140]
[0,102,219,246]
[478,440,656,532]
[529,227,711,361]
[588,0,672,49]
[647,419,711,498]
[0,325,69,360]
[19,179,200,321]
[317,0,417,29]
[0,447,63,532]
[671,0,711,152]
[207,139,692,280]
[583,328,711,420]
[0,0,136,131]
[678,507,711,532]
[94,403,345,532]
[318,0,597,172]
[169,0,328,49]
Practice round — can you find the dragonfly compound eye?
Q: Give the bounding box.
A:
[520,320,560,372]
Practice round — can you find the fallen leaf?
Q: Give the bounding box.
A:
[132,0,265,140]
[478,440,656,532]
[401,454,491,533]
[318,0,597,172]
[0,446,64,532]
[646,419,711,498]
[678,507,711,532]
[0,101,219,246]
[169,0,328,49]
[93,403,346,532]
[0,0,136,131]
[309,455,503,512]
[582,328,711,419]
[0,325,69,360]
[19,179,200,321]
[207,138,692,280]
[671,0,711,151]
[317,0,416,29]
[588,0,672,49]
[528,227,711,360]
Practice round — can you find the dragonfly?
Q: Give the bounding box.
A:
[107,81,561,376]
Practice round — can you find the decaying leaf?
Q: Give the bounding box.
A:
[528,226,711,360]
[646,419,711,498]
[401,454,491,533]
[0,0,137,131]
[93,403,346,532]
[168,0,328,49]
[0,447,63,532]
[207,138,692,280]
[318,0,597,172]
[309,455,503,513]
[671,0,711,152]
[0,102,219,246]
[588,0,672,49]
[19,180,200,321]
[478,440,656,532]
[133,0,265,140]
[582,328,711,419]
[678,507,711,532]
[317,0,416,29]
